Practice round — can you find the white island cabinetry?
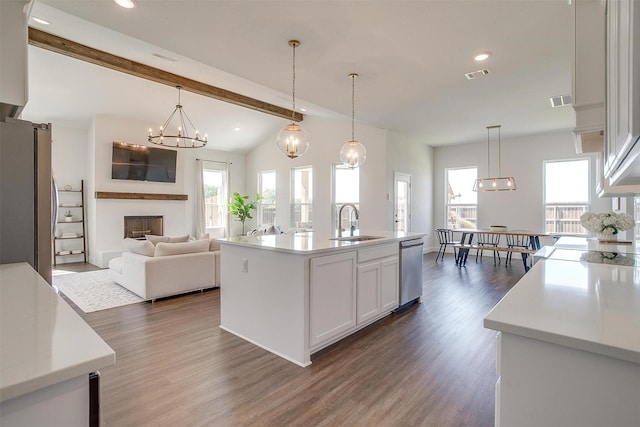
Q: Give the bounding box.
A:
[310,251,357,348]
[220,231,422,367]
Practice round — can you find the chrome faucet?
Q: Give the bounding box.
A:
[338,203,359,237]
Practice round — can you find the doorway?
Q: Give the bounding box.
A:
[394,172,412,233]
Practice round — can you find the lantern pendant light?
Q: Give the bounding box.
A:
[276,40,309,159]
[339,73,367,168]
[472,125,517,191]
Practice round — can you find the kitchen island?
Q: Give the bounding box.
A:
[0,263,115,427]
[484,258,640,426]
[219,231,424,366]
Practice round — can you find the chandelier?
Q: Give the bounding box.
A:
[339,73,367,168]
[148,85,207,148]
[473,125,516,191]
[276,40,310,159]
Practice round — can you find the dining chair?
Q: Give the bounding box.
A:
[505,234,530,265]
[435,229,460,262]
[476,233,501,264]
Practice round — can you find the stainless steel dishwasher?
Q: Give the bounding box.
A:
[398,238,424,307]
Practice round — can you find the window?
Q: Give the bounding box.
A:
[258,170,276,225]
[333,164,359,233]
[544,159,589,234]
[635,197,640,239]
[446,167,477,228]
[291,166,313,228]
[203,164,228,237]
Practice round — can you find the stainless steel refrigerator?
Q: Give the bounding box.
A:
[0,117,53,284]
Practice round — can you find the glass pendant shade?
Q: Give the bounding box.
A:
[278,39,308,159]
[276,122,310,159]
[340,73,366,168]
[339,140,367,168]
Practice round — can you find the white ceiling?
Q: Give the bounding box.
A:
[22,0,576,152]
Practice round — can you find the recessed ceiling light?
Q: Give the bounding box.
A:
[299,107,307,112]
[31,17,50,25]
[114,0,137,9]
[473,52,491,61]
[152,53,177,62]
[234,127,241,132]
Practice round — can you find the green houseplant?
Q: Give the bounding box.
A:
[228,192,262,235]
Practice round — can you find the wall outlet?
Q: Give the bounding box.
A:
[241,258,248,273]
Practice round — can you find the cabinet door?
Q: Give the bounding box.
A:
[356,261,381,325]
[380,257,399,312]
[310,251,357,347]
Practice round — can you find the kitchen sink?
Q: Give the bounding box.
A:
[330,235,384,242]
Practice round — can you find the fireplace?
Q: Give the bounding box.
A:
[124,216,163,239]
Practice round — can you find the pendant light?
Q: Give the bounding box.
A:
[473,125,516,191]
[148,85,208,148]
[276,40,309,159]
[339,73,367,168]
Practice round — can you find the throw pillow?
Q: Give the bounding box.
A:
[123,238,156,257]
[146,235,170,245]
[198,233,221,251]
[154,239,210,257]
[169,234,190,243]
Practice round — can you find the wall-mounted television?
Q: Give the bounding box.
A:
[111,142,177,183]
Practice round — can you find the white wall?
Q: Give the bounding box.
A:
[433,130,613,247]
[386,130,434,247]
[51,125,90,264]
[245,115,388,234]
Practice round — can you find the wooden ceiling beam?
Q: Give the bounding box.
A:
[28,27,303,122]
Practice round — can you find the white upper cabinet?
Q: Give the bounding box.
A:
[572,0,605,136]
[604,0,640,185]
[0,1,30,117]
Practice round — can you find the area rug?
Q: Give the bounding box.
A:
[52,269,145,313]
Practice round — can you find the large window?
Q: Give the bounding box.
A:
[333,164,359,233]
[446,167,477,228]
[291,166,313,228]
[258,170,276,225]
[544,159,589,234]
[203,164,228,237]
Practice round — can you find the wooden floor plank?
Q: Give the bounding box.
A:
[66,253,525,426]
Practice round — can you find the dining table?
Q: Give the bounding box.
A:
[451,228,552,270]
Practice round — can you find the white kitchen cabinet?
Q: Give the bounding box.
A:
[604,0,640,185]
[309,251,357,347]
[356,244,399,325]
[0,1,29,114]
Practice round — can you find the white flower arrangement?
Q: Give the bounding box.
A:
[579,211,635,236]
[580,251,635,266]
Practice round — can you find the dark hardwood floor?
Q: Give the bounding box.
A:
[66,252,526,426]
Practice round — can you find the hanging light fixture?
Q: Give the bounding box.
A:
[339,73,367,168]
[473,125,516,191]
[276,40,310,159]
[148,85,207,148]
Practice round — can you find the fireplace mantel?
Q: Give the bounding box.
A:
[95,192,188,201]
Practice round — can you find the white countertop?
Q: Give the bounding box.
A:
[554,235,640,253]
[0,263,115,402]
[485,259,640,364]
[219,230,425,255]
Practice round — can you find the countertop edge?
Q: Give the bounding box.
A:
[484,318,640,365]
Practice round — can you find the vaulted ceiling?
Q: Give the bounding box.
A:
[22,0,575,152]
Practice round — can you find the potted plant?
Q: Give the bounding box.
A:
[228,192,262,235]
[64,210,73,222]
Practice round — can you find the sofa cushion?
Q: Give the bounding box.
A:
[199,233,221,251]
[145,234,190,244]
[123,238,156,257]
[146,235,170,245]
[154,239,210,257]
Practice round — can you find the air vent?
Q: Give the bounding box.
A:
[550,94,572,108]
[152,53,177,62]
[465,69,491,80]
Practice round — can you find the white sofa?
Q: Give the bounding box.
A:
[108,237,220,301]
